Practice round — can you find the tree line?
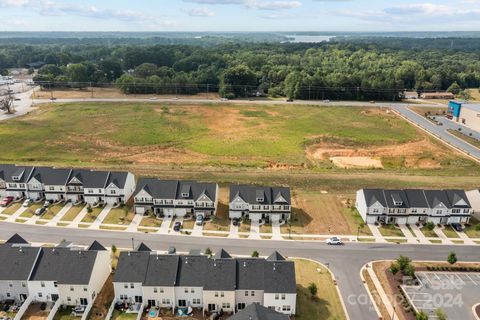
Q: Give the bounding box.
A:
[1,39,480,100]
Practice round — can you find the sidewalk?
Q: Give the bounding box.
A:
[410,224,430,244]
[6,206,28,222]
[69,206,89,228]
[46,203,73,226]
[367,224,387,243]
[365,264,401,320]
[89,204,113,229]
[228,221,239,238]
[455,229,476,245]
[158,217,172,234]
[191,222,203,236]
[271,220,283,240]
[399,225,417,244]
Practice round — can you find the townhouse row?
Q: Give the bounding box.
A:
[0,234,110,309]
[113,245,297,316]
[356,188,473,225]
[0,164,135,206]
[1,164,292,223]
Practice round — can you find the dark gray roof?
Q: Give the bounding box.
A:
[106,172,129,188]
[135,179,217,202]
[135,242,151,252]
[228,303,289,320]
[362,189,387,207]
[67,169,91,185]
[0,164,16,182]
[82,170,109,188]
[423,190,451,209]
[204,258,236,291]
[0,244,40,281]
[6,166,34,183]
[264,261,296,294]
[267,251,285,262]
[236,259,265,290]
[5,233,28,245]
[383,190,409,208]
[143,255,179,287]
[445,190,471,208]
[30,248,98,285]
[87,241,106,251]
[230,185,291,205]
[403,189,429,208]
[214,249,232,259]
[113,251,150,283]
[176,255,208,287]
[28,167,71,186]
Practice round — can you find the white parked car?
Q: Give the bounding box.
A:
[22,199,32,207]
[326,237,343,245]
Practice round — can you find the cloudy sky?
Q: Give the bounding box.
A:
[1,0,480,32]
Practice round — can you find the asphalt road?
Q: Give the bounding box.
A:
[2,222,479,320]
[0,87,36,121]
[391,105,480,161]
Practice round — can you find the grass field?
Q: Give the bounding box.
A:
[139,215,162,227]
[0,102,477,174]
[102,207,134,225]
[42,204,64,220]
[293,259,346,320]
[60,205,84,221]
[448,129,480,149]
[378,224,404,237]
[2,203,21,215]
[81,207,103,223]
[441,226,460,238]
[420,226,438,238]
[464,218,480,238]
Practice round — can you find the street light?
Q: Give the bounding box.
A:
[131,237,135,251]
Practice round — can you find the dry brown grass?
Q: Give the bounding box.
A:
[89,275,114,320]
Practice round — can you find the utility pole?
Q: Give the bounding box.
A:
[131,237,135,251]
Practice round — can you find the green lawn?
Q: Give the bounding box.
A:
[2,203,21,215]
[442,226,460,238]
[20,203,42,218]
[42,204,64,220]
[60,205,85,221]
[420,226,438,238]
[53,307,76,320]
[378,224,404,237]
[101,207,134,225]
[464,218,480,239]
[81,207,103,223]
[111,310,138,320]
[182,218,195,229]
[139,216,163,227]
[293,259,346,320]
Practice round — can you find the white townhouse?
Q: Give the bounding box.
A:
[356,189,472,225]
[27,241,111,308]
[466,189,480,220]
[0,164,16,198]
[134,179,218,218]
[0,234,40,303]
[112,247,296,316]
[229,185,291,223]
[4,166,34,199]
[0,164,136,206]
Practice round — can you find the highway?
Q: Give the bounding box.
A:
[2,222,479,320]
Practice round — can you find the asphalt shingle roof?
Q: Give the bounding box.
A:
[29,167,71,186]
[230,185,291,205]
[236,259,265,291]
[5,233,28,245]
[106,172,129,189]
[113,251,150,283]
[204,258,236,291]
[228,304,289,320]
[176,255,208,287]
[362,189,387,207]
[0,164,16,182]
[135,179,217,202]
[264,261,296,294]
[29,248,98,285]
[143,255,179,287]
[0,244,40,281]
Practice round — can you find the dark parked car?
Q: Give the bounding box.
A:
[451,223,463,232]
[40,302,47,311]
[35,207,46,216]
[173,221,182,232]
[168,246,176,254]
[232,218,240,226]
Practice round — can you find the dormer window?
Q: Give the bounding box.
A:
[256,197,264,202]
[181,192,189,197]
[391,194,403,206]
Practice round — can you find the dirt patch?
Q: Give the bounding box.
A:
[89,274,114,320]
[306,138,446,169]
[330,156,383,169]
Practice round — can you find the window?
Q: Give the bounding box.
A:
[436,210,442,215]
[120,295,127,300]
[8,282,12,287]
[192,299,200,305]
[372,209,379,213]
[191,288,195,293]
[83,287,87,292]
[275,294,279,300]
[154,288,158,293]
[281,294,286,300]
[282,305,291,312]
[221,292,224,298]
[67,297,71,302]
[185,288,189,293]
[70,286,74,291]
[160,288,164,293]
[130,283,134,289]
[464,209,470,213]
[452,209,460,214]
[411,209,417,213]
[49,186,55,191]
[251,291,255,297]
[54,282,57,288]
[245,291,249,296]
[222,303,230,309]
[6,293,10,298]
[124,284,128,289]
[162,299,170,304]
[22,282,26,287]
[214,292,218,297]
[111,189,117,194]
[38,293,43,298]
[237,303,245,310]
[41,281,45,287]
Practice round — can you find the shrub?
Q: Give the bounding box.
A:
[111,244,117,253]
[397,256,412,272]
[205,247,212,257]
[404,264,416,277]
[307,282,318,298]
[251,250,259,258]
[390,262,400,275]
[447,252,457,265]
[416,311,429,320]
[425,221,435,231]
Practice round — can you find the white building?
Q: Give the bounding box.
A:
[134,179,218,218]
[356,189,472,225]
[229,185,291,223]
[112,247,296,316]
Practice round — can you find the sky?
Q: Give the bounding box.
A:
[1,0,480,32]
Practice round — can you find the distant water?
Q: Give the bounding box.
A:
[287,35,334,43]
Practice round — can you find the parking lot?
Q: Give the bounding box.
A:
[402,271,480,319]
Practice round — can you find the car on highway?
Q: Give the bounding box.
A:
[22,199,32,207]
[451,223,463,232]
[173,221,182,232]
[0,196,14,207]
[195,215,204,226]
[326,237,343,245]
[35,207,46,216]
